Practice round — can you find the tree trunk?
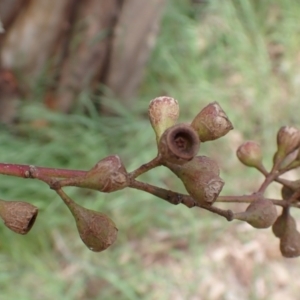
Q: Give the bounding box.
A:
[0,0,166,121]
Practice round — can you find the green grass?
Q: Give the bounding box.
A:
[1,0,300,299]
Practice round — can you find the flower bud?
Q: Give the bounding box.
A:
[148,96,179,143]
[190,102,233,142]
[280,180,300,201]
[274,126,300,163]
[272,207,296,238]
[280,229,300,258]
[236,141,263,169]
[158,123,200,165]
[165,156,224,205]
[0,200,38,234]
[277,209,300,258]
[58,155,129,192]
[58,190,118,252]
[281,186,293,201]
[233,198,277,229]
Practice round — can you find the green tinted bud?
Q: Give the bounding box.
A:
[279,149,299,169]
[191,102,233,142]
[274,126,300,163]
[236,141,263,169]
[148,96,179,143]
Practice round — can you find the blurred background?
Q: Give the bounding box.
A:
[1,0,300,299]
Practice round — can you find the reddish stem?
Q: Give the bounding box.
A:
[0,163,86,179]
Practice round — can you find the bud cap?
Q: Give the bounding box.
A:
[58,155,128,192]
[234,198,277,229]
[148,96,179,143]
[272,207,296,238]
[274,126,300,162]
[0,200,38,234]
[236,141,263,169]
[165,157,224,205]
[57,189,118,252]
[191,102,233,142]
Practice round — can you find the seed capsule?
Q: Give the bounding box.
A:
[158,124,200,165]
[279,210,300,258]
[57,189,118,252]
[233,198,277,229]
[272,207,296,238]
[0,200,38,234]
[58,155,129,192]
[165,156,223,205]
[191,102,233,142]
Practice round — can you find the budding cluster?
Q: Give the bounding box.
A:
[272,208,300,258]
[148,98,232,204]
[3,96,300,259]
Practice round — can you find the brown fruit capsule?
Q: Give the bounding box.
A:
[272,207,296,238]
[58,155,129,192]
[165,156,224,205]
[158,123,200,165]
[191,102,233,142]
[281,181,300,201]
[279,220,300,258]
[234,198,277,229]
[57,189,118,252]
[0,200,38,234]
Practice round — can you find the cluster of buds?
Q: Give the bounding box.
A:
[1,96,300,258]
[148,97,233,205]
[50,156,126,252]
[236,124,300,257]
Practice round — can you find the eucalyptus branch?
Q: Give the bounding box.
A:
[1,97,300,258]
[0,163,86,179]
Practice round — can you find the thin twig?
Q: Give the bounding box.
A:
[129,179,194,207]
[129,155,162,179]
